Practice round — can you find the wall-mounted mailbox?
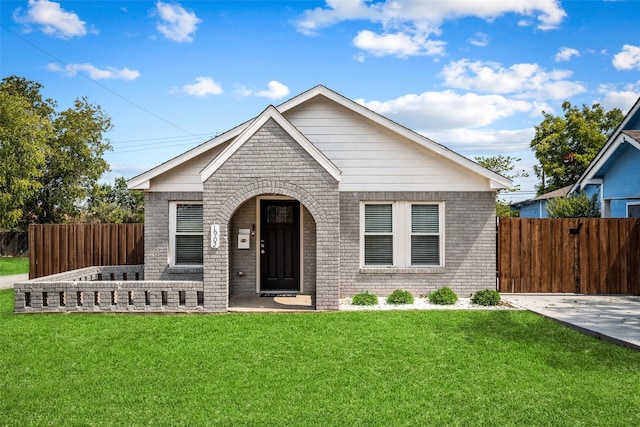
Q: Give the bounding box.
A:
[238,229,250,250]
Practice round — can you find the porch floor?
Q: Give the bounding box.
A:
[228,294,315,312]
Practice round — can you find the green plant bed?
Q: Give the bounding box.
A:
[352,291,378,306]
[471,289,501,306]
[428,287,458,305]
[1,289,640,426]
[386,289,414,305]
[0,257,29,276]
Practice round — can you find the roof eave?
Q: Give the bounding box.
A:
[126,121,251,191]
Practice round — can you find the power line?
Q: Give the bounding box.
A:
[1,23,201,138]
[108,140,205,154]
[110,133,212,146]
[110,135,209,149]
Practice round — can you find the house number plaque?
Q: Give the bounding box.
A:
[211,224,220,248]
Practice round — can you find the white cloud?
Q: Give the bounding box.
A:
[295,0,566,34]
[154,1,201,42]
[13,0,87,39]
[181,77,223,97]
[597,82,640,113]
[235,85,253,97]
[294,0,565,57]
[357,90,533,130]
[294,0,376,36]
[47,63,140,80]
[555,47,579,62]
[613,45,640,70]
[256,81,290,99]
[238,81,290,100]
[469,32,488,47]
[441,59,586,100]
[353,30,445,57]
[426,127,536,153]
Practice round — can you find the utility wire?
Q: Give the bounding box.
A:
[108,140,206,154]
[1,23,203,139]
[110,133,212,145]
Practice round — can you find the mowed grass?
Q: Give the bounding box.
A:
[0,257,29,276]
[1,290,639,426]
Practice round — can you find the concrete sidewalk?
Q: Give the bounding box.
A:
[0,274,28,290]
[502,294,640,351]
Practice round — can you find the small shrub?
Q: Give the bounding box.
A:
[351,291,378,306]
[428,287,458,305]
[471,289,501,306]
[386,290,414,305]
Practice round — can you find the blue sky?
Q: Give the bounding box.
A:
[2,0,640,200]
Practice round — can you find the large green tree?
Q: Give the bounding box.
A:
[0,83,50,228]
[0,76,112,230]
[475,154,528,217]
[530,101,623,195]
[83,177,144,223]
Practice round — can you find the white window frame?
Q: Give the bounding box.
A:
[407,202,444,267]
[627,202,640,218]
[360,201,444,268]
[362,202,395,266]
[169,201,204,267]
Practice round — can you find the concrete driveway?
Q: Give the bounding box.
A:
[0,274,28,290]
[502,294,640,351]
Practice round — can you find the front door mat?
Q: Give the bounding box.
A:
[260,293,298,297]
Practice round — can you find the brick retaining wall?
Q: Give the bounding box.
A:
[14,265,206,313]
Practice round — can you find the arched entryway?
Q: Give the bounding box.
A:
[203,180,339,311]
[226,193,317,299]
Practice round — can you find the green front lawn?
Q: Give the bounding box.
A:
[1,289,639,426]
[0,257,29,276]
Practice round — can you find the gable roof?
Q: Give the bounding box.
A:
[570,97,640,194]
[512,184,572,208]
[200,105,341,182]
[277,85,511,189]
[127,120,251,190]
[128,85,511,190]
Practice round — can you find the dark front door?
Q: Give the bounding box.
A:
[260,200,300,291]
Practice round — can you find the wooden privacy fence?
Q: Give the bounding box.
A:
[0,232,28,256]
[29,224,144,279]
[498,218,640,295]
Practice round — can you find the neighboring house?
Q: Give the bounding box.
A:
[128,85,511,311]
[511,185,572,218]
[570,97,640,218]
[513,97,640,219]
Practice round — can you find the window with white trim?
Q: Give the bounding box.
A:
[628,203,640,218]
[361,202,444,268]
[364,204,394,266]
[169,202,203,266]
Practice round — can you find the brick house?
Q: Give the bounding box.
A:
[128,85,511,311]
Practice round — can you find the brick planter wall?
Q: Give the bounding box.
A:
[14,265,206,313]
